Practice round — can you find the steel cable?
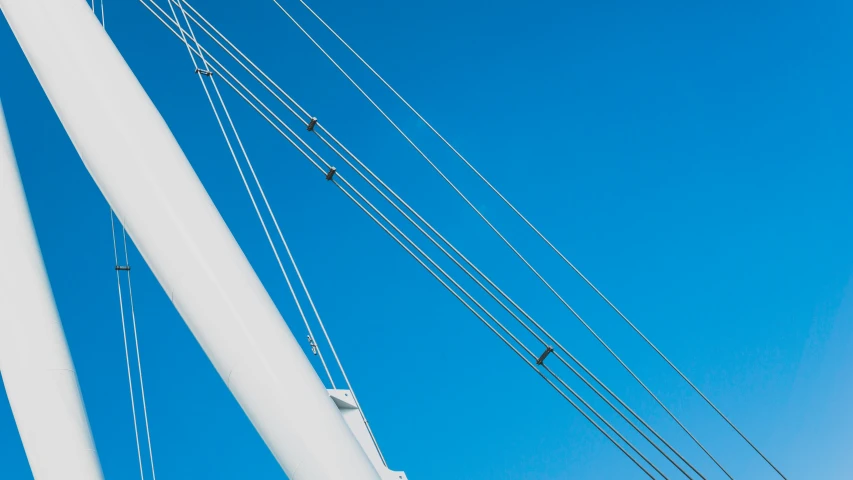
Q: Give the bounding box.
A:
[161,4,701,476]
[285,1,786,477]
[139,3,690,476]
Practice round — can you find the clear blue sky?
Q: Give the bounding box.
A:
[1,0,852,478]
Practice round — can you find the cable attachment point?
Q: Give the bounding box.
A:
[194,67,212,77]
[536,346,554,366]
[307,335,318,355]
[306,117,318,131]
[115,265,131,271]
[325,166,337,181]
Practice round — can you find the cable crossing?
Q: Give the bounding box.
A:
[137,2,702,476]
[162,0,392,465]
[283,2,787,477]
[138,1,708,476]
[133,0,787,477]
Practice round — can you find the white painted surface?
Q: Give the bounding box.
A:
[0,1,381,478]
[0,100,105,480]
[329,390,407,480]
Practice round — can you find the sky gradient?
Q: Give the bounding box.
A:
[1,0,852,478]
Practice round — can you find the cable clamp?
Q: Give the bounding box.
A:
[195,68,212,77]
[536,346,554,365]
[325,166,337,181]
[307,117,318,131]
[115,265,131,271]
[307,335,318,355]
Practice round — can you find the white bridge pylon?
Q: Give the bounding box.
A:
[0,100,105,480]
[0,0,383,478]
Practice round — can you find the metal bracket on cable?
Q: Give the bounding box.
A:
[325,166,337,181]
[536,346,554,365]
[306,117,318,131]
[115,265,131,271]
[307,335,318,355]
[194,67,212,77]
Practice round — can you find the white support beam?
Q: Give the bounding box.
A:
[329,390,407,480]
[0,100,105,480]
[0,1,381,478]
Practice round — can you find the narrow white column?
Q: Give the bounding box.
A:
[0,1,381,478]
[0,100,104,479]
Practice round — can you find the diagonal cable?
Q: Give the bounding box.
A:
[163,0,339,387]
[265,1,804,477]
[138,3,696,476]
[110,211,146,480]
[165,2,702,475]
[121,229,158,480]
[288,2,787,477]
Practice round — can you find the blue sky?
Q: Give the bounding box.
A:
[1,0,852,478]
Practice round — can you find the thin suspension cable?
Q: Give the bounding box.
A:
[154,4,531,378]
[328,180,657,480]
[176,3,703,475]
[156,0,617,417]
[271,2,738,477]
[308,122,700,478]
[292,1,784,476]
[306,131,691,476]
[170,0,312,119]
[137,1,323,177]
[195,67,390,460]
[126,14,399,462]
[551,350,694,479]
[142,10,657,473]
[326,164,672,478]
[145,1,323,172]
[139,6,679,475]
[207,75,339,388]
[308,121,695,477]
[146,8,635,427]
[271,0,441,185]
[196,44,391,456]
[227,114,391,462]
[164,0,313,127]
[111,211,146,480]
[140,19,688,469]
[121,230,157,480]
[141,7,680,472]
[163,0,337,387]
[102,3,156,475]
[322,174,655,478]
[141,35,527,363]
[318,137,700,478]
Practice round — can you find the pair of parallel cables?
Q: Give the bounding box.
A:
[134,1,785,478]
[92,1,158,479]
